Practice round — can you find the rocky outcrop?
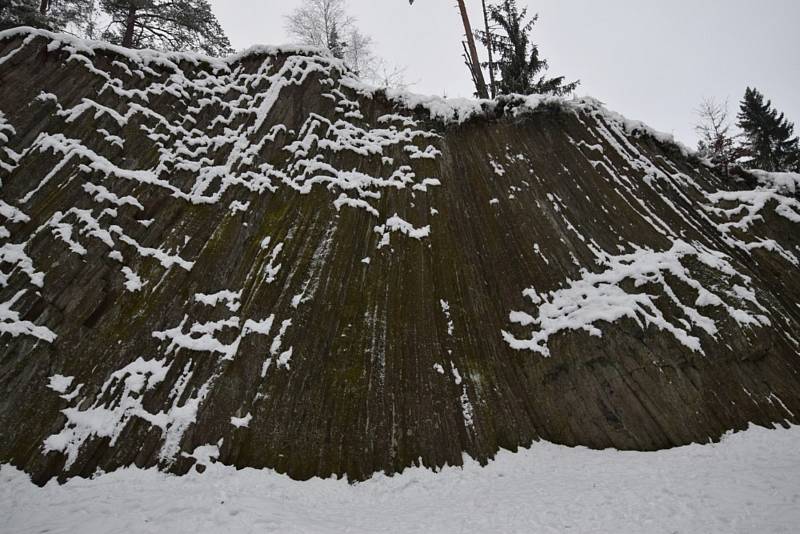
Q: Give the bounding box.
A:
[1,28,799,485]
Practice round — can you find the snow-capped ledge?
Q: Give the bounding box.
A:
[1,27,692,156]
[0,26,341,72]
[748,170,800,195]
[343,76,694,155]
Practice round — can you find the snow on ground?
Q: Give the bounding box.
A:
[749,170,800,195]
[2,424,799,534]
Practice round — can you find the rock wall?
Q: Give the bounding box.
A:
[1,29,799,484]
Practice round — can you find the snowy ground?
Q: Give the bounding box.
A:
[2,425,799,534]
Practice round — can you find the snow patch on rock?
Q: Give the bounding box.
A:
[504,240,770,357]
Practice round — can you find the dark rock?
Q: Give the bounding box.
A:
[0,29,798,486]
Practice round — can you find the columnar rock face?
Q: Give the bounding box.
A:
[1,29,799,485]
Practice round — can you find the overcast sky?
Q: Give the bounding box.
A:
[209,0,799,146]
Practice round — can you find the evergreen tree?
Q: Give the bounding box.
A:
[478,0,577,97]
[328,20,345,59]
[737,87,799,172]
[0,0,54,31]
[45,0,96,35]
[0,0,95,33]
[99,0,232,56]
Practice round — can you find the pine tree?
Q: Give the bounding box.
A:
[99,0,232,56]
[478,0,578,97]
[737,87,799,172]
[328,20,345,59]
[0,0,95,33]
[45,0,96,34]
[0,0,54,31]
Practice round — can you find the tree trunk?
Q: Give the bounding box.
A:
[481,0,496,98]
[455,0,488,99]
[39,0,49,16]
[122,5,138,48]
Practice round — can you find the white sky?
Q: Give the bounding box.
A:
[210,0,799,146]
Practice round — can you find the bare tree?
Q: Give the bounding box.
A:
[695,97,738,175]
[344,28,374,77]
[286,0,410,89]
[370,59,411,91]
[285,0,354,50]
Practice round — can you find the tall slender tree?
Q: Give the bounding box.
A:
[479,0,577,96]
[99,0,232,55]
[481,0,496,98]
[737,87,799,172]
[408,0,489,99]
